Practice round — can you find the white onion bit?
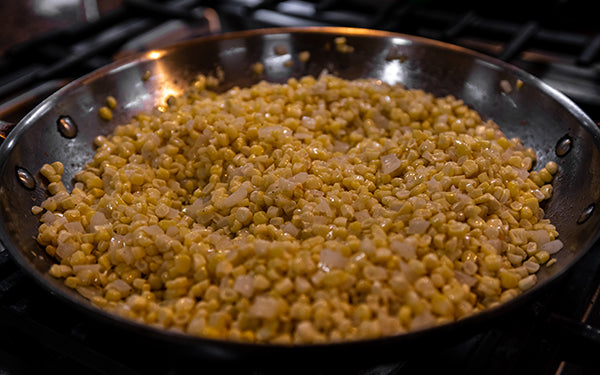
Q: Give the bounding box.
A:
[528,230,550,245]
[390,239,417,260]
[64,222,85,233]
[301,116,316,129]
[541,239,564,254]
[380,154,402,175]
[500,79,513,94]
[216,181,251,209]
[249,296,279,319]
[89,211,108,231]
[233,274,255,298]
[407,218,430,234]
[258,125,291,139]
[454,271,478,287]
[107,279,131,294]
[56,242,76,260]
[319,249,348,270]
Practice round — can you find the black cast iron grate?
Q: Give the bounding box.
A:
[0,0,212,123]
[208,0,600,119]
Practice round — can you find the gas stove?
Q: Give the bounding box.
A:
[1,1,600,374]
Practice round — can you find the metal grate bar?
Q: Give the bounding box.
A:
[0,0,206,102]
[440,11,478,41]
[497,21,539,61]
[577,33,600,66]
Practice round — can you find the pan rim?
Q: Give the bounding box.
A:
[1,26,599,357]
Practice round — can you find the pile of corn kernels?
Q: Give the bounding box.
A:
[34,72,562,344]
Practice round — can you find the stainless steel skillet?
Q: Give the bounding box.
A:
[1,27,600,366]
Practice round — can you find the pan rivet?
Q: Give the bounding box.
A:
[57,115,78,138]
[16,167,35,190]
[555,135,572,156]
[577,203,595,224]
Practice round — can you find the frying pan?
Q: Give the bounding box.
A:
[1,27,600,367]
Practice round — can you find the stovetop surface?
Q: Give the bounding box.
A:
[2,1,600,374]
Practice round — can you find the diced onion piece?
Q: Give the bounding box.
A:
[411,311,436,330]
[426,178,442,193]
[407,218,430,234]
[76,286,102,300]
[233,275,254,298]
[73,264,101,273]
[390,239,417,260]
[142,225,164,237]
[319,249,347,270]
[354,210,371,222]
[294,132,312,139]
[312,215,329,225]
[216,181,251,209]
[106,279,131,294]
[516,168,529,180]
[64,222,85,233]
[272,178,297,193]
[364,265,387,280]
[301,116,316,129]
[454,271,477,287]
[380,154,402,175]
[528,230,550,245]
[89,211,108,230]
[290,172,309,184]
[40,211,58,224]
[249,296,279,319]
[281,222,300,237]
[332,141,350,153]
[500,80,512,94]
[117,247,134,265]
[56,242,76,260]
[315,197,333,217]
[501,149,514,162]
[183,197,208,218]
[541,239,564,254]
[258,125,291,139]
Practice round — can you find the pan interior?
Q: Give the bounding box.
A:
[1,28,599,351]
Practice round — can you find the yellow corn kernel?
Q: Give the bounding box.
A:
[484,254,502,271]
[499,269,520,289]
[538,168,553,183]
[534,250,550,264]
[106,96,117,109]
[545,161,558,175]
[98,106,113,121]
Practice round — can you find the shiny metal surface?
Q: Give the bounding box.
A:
[1,27,600,362]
